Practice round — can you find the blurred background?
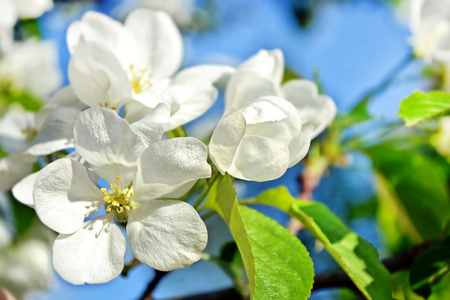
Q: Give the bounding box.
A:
[1,0,442,299]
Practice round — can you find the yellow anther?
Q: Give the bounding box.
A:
[103,196,110,201]
[109,184,113,188]
[116,175,121,180]
[112,200,119,206]
[105,102,109,107]
[112,107,117,111]
[101,188,106,192]
[118,207,124,213]
[127,184,132,189]
[125,206,131,211]
[130,192,134,196]
[99,103,103,107]
[106,207,112,213]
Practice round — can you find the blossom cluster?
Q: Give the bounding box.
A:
[0,7,336,286]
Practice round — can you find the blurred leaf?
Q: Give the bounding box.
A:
[0,145,7,158]
[392,271,425,300]
[410,236,450,298]
[334,97,371,128]
[244,187,393,300]
[203,175,314,299]
[19,19,41,39]
[347,198,378,221]
[428,272,450,300]
[0,84,43,112]
[282,68,301,84]
[366,146,450,241]
[399,91,450,127]
[9,192,36,238]
[218,242,248,295]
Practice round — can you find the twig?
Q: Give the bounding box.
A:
[139,270,169,300]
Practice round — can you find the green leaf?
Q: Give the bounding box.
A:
[392,271,424,300]
[429,272,450,300]
[244,187,392,300]
[366,146,450,242]
[9,192,36,238]
[0,84,43,112]
[203,175,314,299]
[334,97,371,128]
[399,90,450,127]
[410,236,450,298]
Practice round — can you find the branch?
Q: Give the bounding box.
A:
[139,270,169,300]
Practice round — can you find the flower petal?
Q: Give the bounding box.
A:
[34,158,103,234]
[240,100,287,125]
[134,137,211,200]
[127,200,207,271]
[68,39,132,109]
[244,96,302,145]
[53,214,126,285]
[228,135,290,181]
[27,107,80,156]
[225,73,279,109]
[124,9,183,79]
[0,109,34,154]
[237,49,284,85]
[171,65,235,88]
[66,11,137,68]
[282,79,336,139]
[0,151,36,191]
[12,171,39,207]
[288,125,313,168]
[74,108,145,185]
[162,85,218,130]
[130,103,170,147]
[209,107,246,175]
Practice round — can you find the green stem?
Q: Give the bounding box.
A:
[193,171,221,210]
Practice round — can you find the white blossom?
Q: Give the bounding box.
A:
[409,0,450,63]
[66,9,233,129]
[209,49,336,181]
[29,108,210,284]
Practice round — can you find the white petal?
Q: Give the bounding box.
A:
[130,103,170,147]
[15,0,53,19]
[209,108,246,175]
[12,172,39,207]
[74,108,145,185]
[53,215,126,285]
[0,151,36,191]
[124,100,155,124]
[127,200,207,271]
[282,80,337,138]
[288,125,313,167]
[162,85,218,130]
[66,11,138,68]
[171,65,235,88]
[68,39,132,109]
[34,159,103,234]
[237,49,284,85]
[125,9,183,79]
[0,0,17,29]
[27,107,80,156]
[225,73,279,109]
[134,137,211,200]
[228,135,290,182]
[0,109,34,154]
[244,96,302,145]
[240,100,287,125]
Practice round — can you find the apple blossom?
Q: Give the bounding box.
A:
[30,108,210,284]
[409,0,450,63]
[209,49,336,181]
[66,9,234,130]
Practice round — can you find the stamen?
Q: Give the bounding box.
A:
[116,175,121,179]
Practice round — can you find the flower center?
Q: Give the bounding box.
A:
[101,176,138,223]
[127,64,153,94]
[21,127,37,143]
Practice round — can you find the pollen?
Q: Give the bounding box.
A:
[101,180,135,216]
[127,64,153,94]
